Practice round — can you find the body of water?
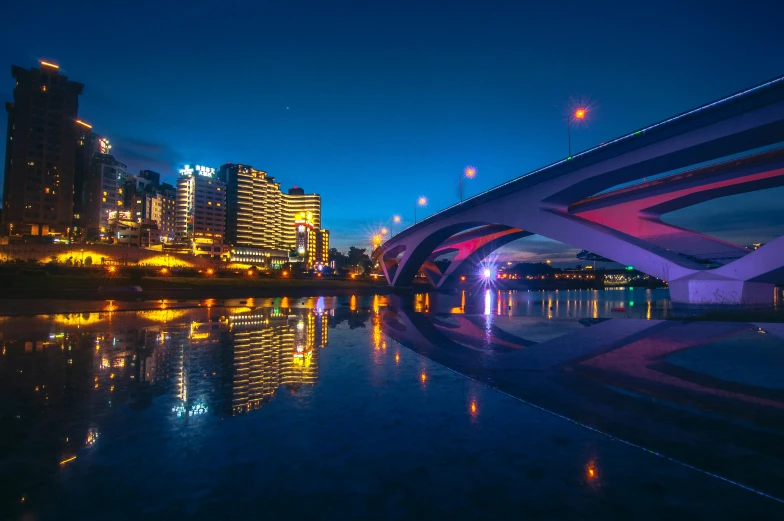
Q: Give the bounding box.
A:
[1,293,783,519]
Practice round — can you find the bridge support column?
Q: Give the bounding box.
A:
[668,273,775,306]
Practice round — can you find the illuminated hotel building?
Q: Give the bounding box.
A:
[218,163,284,249]
[282,186,321,250]
[2,61,84,237]
[175,164,226,257]
[218,163,329,266]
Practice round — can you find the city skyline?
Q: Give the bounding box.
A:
[2,1,784,258]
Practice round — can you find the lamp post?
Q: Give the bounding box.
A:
[460,166,476,202]
[414,197,427,224]
[568,107,587,157]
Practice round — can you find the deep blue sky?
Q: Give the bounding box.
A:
[2,0,783,261]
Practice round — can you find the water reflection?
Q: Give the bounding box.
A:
[414,288,674,319]
[381,308,784,499]
[0,304,354,515]
[2,293,784,518]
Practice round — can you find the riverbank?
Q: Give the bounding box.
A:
[0,274,393,300]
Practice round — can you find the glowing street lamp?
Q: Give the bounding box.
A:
[568,107,587,157]
[391,215,402,235]
[380,227,388,236]
[414,196,427,224]
[460,166,476,202]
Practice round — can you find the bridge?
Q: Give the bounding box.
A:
[375,76,784,305]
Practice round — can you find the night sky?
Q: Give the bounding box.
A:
[2,0,783,262]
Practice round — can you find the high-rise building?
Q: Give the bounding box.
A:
[282,186,321,250]
[83,153,126,240]
[175,164,226,256]
[2,61,84,237]
[73,124,110,237]
[218,163,327,266]
[218,163,284,249]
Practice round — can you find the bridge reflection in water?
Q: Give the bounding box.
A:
[381,305,784,502]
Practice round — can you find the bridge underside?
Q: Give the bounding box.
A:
[375,78,784,305]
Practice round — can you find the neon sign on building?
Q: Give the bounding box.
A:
[179,164,215,177]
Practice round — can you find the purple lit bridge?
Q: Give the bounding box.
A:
[374,76,784,305]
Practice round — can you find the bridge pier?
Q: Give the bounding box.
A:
[668,273,775,306]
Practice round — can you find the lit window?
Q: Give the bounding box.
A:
[103,191,107,196]
[102,198,106,202]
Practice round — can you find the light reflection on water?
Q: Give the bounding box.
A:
[414,288,674,319]
[1,291,783,519]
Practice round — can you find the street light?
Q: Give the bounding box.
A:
[391,215,402,235]
[460,166,476,202]
[568,107,587,157]
[415,196,427,224]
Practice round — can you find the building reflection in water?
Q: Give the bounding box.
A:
[0,303,336,514]
[228,308,328,415]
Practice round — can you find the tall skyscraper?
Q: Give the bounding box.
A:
[218,163,284,249]
[282,186,321,250]
[218,163,328,267]
[2,61,84,237]
[175,164,226,256]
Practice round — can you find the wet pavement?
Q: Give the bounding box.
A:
[0,296,782,520]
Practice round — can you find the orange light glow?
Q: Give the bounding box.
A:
[282,270,289,277]
[380,227,388,235]
[107,266,116,273]
[420,372,427,383]
[395,353,400,363]
[60,455,76,465]
[393,215,401,224]
[417,196,427,206]
[75,119,92,129]
[372,234,382,245]
[206,268,214,275]
[574,108,587,120]
[470,401,478,415]
[40,60,59,69]
[586,461,599,481]
[460,275,466,282]
[160,267,169,275]
[464,166,476,178]
[247,269,254,276]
